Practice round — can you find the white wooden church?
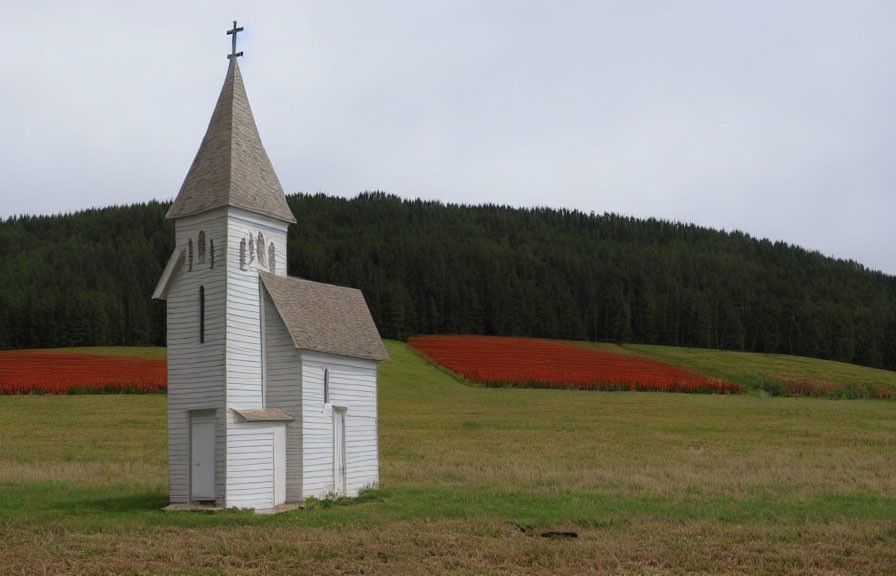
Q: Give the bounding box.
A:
[152,30,388,511]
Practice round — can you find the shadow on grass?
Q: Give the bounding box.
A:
[75,491,169,514]
[4,482,895,532]
[0,482,168,522]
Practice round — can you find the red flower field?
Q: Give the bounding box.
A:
[0,350,166,395]
[409,335,743,394]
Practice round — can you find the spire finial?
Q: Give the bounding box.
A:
[227,20,244,60]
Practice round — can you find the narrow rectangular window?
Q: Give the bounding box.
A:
[199,286,205,344]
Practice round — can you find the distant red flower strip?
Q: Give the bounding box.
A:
[0,350,166,395]
[409,335,743,395]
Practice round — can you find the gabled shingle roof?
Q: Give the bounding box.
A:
[260,272,389,362]
[166,58,296,223]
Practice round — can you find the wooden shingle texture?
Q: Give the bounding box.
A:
[166,58,296,224]
[260,272,389,362]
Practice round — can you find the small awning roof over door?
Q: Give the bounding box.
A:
[231,408,294,422]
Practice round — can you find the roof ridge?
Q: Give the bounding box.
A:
[260,270,363,293]
[222,58,236,209]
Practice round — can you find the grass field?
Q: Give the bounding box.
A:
[1,341,895,574]
[592,342,896,398]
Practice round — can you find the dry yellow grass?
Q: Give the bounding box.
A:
[1,516,894,575]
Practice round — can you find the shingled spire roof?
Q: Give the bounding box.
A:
[166,58,296,223]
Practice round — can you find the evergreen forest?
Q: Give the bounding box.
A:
[1,192,894,370]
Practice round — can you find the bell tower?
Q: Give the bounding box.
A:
[154,22,295,506]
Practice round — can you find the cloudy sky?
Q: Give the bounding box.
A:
[2,1,894,274]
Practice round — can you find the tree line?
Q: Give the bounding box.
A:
[1,192,894,370]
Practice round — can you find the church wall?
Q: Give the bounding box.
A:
[167,210,228,504]
[224,208,289,506]
[224,208,289,411]
[225,421,275,509]
[301,351,379,499]
[262,288,303,502]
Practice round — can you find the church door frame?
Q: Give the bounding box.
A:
[332,407,347,496]
[190,410,216,502]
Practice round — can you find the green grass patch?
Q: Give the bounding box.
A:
[40,346,167,359]
[588,342,896,398]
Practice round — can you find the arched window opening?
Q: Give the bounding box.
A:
[248,233,255,262]
[187,239,193,271]
[268,243,276,275]
[198,231,206,263]
[257,232,265,265]
[240,238,247,270]
[209,240,215,269]
[199,286,205,344]
[323,368,329,404]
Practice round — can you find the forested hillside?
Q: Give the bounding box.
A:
[2,192,895,370]
[0,202,171,350]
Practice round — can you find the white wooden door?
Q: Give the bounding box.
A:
[273,425,286,506]
[190,413,216,501]
[333,408,346,496]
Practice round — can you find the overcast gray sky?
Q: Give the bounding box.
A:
[2,1,894,275]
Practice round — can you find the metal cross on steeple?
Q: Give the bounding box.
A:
[227,20,244,59]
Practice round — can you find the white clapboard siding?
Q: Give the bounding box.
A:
[223,208,289,508]
[346,425,379,493]
[262,289,303,502]
[226,422,275,509]
[301,351,379,499]
[167,202,380,507]
[167,210,228,503]
[224,208,289,411]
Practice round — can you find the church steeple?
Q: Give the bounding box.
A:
[167,53,296,223]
